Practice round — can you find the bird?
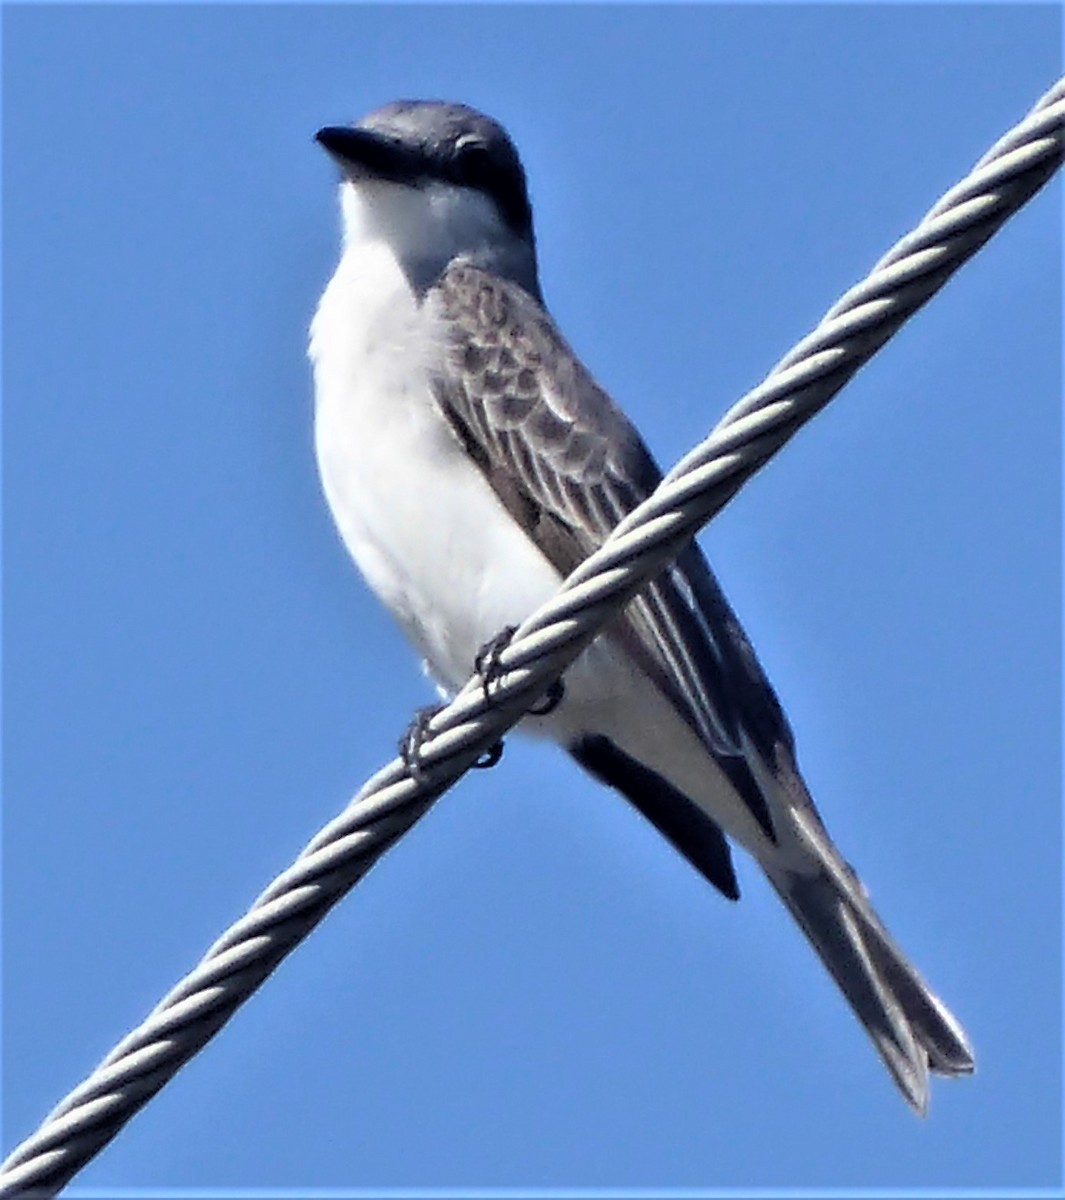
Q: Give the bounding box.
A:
[308,99,975,1112]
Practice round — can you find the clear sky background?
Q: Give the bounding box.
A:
[3,4,1061,1195]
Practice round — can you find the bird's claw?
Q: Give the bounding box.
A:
[400,703,506,776]
[473,740,505,770]
[474,625,565,716]
[399,704,444,780]
[528,678,565,716]
[473,625,518,701]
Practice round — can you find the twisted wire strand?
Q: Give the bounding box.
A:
[3,77,1061,1199]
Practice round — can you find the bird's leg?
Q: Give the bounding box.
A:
[473,739,505,770]
[400,703,505,777]
[528,678,564,716]
[473,624,565,717]
[474,625,518,701]
[470,627,513,766]
[398,704,443,781]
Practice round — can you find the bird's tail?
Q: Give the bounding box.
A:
[767,839,975,1113]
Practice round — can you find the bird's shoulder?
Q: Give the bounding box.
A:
[427,260,661,496]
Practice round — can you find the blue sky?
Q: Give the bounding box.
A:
[2,4,1061,1194]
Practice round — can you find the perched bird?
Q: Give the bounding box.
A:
[309,99,974,1112]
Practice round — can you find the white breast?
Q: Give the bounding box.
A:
[309,234,566,695]
[307,190,772,854]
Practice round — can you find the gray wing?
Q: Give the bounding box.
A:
[428,262,800,878]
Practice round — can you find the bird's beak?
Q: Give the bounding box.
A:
[315,126,420,185]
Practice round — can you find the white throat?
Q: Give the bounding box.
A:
[309,179,555,693]
[338,179,538,296]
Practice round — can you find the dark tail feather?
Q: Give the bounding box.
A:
[569,735,740,902]
[769,867,975,1113]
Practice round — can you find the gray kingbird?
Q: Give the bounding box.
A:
[309,100,974,1112]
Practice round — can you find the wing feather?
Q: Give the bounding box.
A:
[428,261,791,844]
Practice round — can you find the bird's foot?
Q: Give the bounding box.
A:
[399,703,505,777]
[473,625,565,717]
[399,704,443,780]
[473,739,505,770]
[528,679,565,716]
[474,625,518,701]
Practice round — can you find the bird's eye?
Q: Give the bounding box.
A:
[450,133,530,233]
[454,139,493,185]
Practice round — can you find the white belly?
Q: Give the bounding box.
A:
[309,242,774,855]
[310,245,569,695]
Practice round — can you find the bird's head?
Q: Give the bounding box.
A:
[317,100,538,294]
